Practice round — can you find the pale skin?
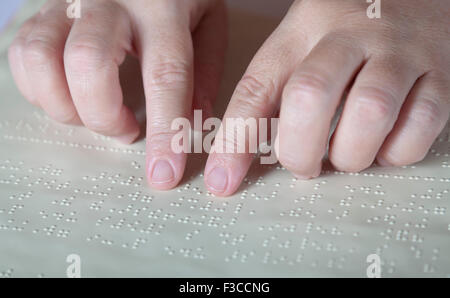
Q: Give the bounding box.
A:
[9,0,450,196]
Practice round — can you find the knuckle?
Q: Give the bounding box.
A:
[408,97,442,127]
[148,131,177,143]
[353,86,397,122]
[146,131,178,155]
[234,74,276,112]
[286,71,330,99]
[218,125,249,153]
[23,38,57,70]
[8,39,23,60]
[65,38,108,72]
[284,72,331,115]
[147,61,191,92]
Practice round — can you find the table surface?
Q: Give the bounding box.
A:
[0,0,449,277]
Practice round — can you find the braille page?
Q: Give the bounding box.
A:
[0,0,449,278]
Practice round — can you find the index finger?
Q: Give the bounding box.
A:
[204,27,304,196]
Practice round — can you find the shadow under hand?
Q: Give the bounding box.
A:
[214,8,284,118]
[120,55,147,141]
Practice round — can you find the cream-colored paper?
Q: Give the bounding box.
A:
[0,0,449,277]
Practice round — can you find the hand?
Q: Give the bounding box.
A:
[205,0,450,196]
[9,0,227,190]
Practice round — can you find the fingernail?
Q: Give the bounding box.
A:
[206,166,228,192]
[151,159,175,184]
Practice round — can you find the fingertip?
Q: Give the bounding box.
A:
[147,159,176,190]
[110,106,141,144]
[146,152,186,191]
[330,160,369,173]
[205,165,229,196]
[204,154,249,197]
